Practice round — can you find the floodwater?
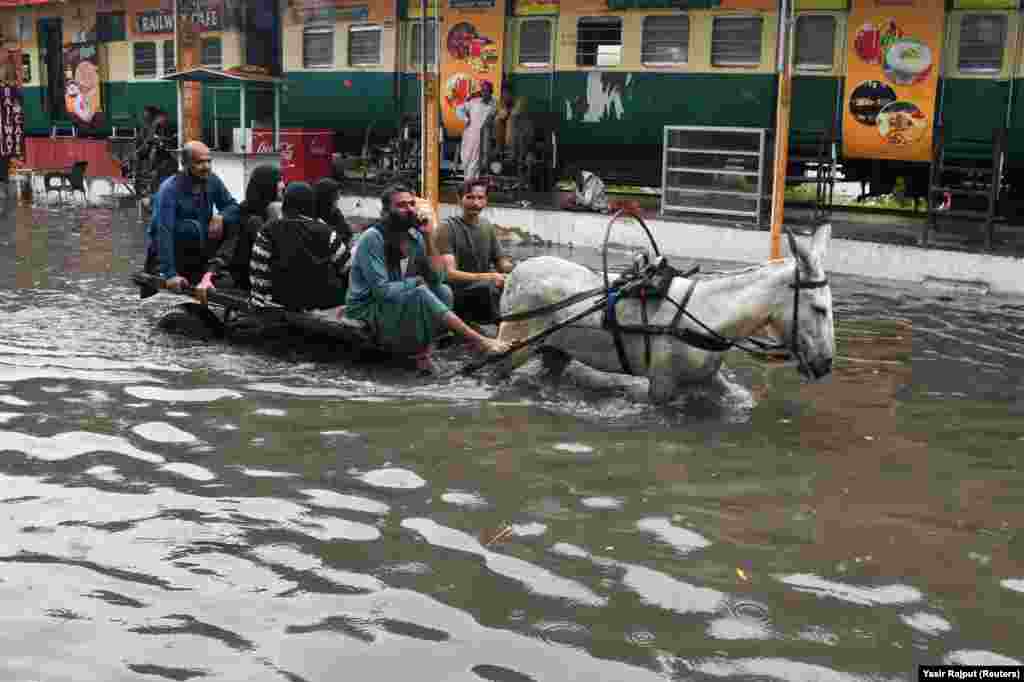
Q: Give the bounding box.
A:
[0,198,1021,681]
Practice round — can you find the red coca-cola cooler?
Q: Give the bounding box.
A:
[251,128,335,185]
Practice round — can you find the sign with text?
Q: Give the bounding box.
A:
[842,0,944,162]
[514,0,558,14]
[0,82,25,159]
[440,0,506,137]
[136,9,175,34]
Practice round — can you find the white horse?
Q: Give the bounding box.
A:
[494,224,835,404]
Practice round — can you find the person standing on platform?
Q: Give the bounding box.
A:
[457,81,496,182]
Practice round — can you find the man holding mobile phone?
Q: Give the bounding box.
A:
[345,184,508,374]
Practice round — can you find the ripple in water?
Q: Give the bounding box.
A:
[357,468,427,490]
[778,574,923,606]
[636,517,711,555]
[131,422,199,444]
[1000,578,1024,593]
[301,489,390,515]
[253,408,287,417]
[0,395,31,407]
[552,442,594,454]
[0,430,164,463]
[124,386,242,402]
[900,612,953,636]
[581,497,623,510]
[532,620,591,649]
[944,650,1022,666]
[238,468,298,478]
[441,491,488,508]
[159,462,217,481]
[0,412,22,424]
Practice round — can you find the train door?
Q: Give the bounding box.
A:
[37,17,65,124]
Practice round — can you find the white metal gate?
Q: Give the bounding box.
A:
[661,126,767,224]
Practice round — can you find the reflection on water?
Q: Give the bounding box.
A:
[0,203,1021,679]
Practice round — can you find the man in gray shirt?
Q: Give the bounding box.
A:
[434,180,514,324]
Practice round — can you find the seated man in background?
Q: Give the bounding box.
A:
[142,140,239,296]
[249,182,348,311]
[435,180,513,324]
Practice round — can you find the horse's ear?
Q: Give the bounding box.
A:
[811,223,832,261]
[783,224,814,272]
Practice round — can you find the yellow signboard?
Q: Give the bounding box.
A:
[408,0,440,18]
[440,0,506,137]
[514,0,558,14]
[842,0,944,162]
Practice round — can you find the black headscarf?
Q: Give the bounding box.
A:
[282,181,315,220]
[313,177,352,245]
[241,165,281,223]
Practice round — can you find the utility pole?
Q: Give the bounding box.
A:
[420,0,439,209]
[769,0,793,260]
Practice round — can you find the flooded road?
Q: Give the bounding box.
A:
[0,200,1021,681]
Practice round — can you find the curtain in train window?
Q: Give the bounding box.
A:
[642,15,689,65]
[519,19,552,66]
[304,7,335,68]
[349,25,382,66]
[959,14,1007,74]
[410,20,438,69]
[577,17,622,68]
[711,16,763,67]
[134,42,158,79]
[794,15,835,71]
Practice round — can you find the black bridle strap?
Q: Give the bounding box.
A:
[788,267,829,373]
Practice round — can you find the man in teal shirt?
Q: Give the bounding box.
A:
[346,185,507,373]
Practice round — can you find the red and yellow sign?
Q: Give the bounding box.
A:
[842,0,944,162]
[440,0,505,137]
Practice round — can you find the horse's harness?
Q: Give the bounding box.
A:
[492,211,829,376]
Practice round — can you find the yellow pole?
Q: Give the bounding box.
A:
[420,0,440,210]
[769,0,794,260]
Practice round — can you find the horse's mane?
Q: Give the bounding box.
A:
[693,259,790,279]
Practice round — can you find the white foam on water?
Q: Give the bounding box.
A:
[550,543,592,559]
[165,411,190,418]
[1000,578,1024,593]
[40,385,70,393]
[636,517,711,554]
[305,516,382,542]
[900,612,952,636]
[253,408,287,417]
[441,491,488,508]
[0,367,161,384]
[322,430,361,438]
[581,496,623,510]
[357,467,427,490]
[239,468,299,478]
[160,462,217,481]
[253,544,385,591]
[779,574,923,606]
[246,382,352,397]
[0,430,164,463]
[301,489,390,515]
[132,422,199,444]
[0,412,22,424]
[620,562,726,615]
[707,616,774,640]
[552,442,594,454]
[402,518,606,606]
[512,522,548,537]
[124,386,242,402]
[943,650,1022,666]
[217,423,239,431]
[84,465,125,483]
[0,395,31,407]
[695,657,894,682]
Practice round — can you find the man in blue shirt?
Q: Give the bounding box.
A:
[143,140,240,294]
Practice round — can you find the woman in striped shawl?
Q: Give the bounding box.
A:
[249,182,348,311]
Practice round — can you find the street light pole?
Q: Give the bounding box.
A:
[769,0,794,260]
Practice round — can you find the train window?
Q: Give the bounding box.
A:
[794,15,835,71]
[21,53,31,84]
[959,14,1007,74]
[201,37,223,68]
[519,19,553,67]
[642,15,689,65]
[711,16,763,67]
[133,42,158,79]
[410,20,439,68]
[164,40,176,75]
[577,17,622,68]
[303,7,335,68]
[349,26,382,66]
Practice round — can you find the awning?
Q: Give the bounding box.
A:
[161,67,282,85]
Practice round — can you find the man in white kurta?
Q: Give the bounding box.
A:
[457,82,496,181]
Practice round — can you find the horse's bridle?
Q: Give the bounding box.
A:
[787,266,830,377]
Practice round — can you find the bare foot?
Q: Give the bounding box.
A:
[479,338,510,355]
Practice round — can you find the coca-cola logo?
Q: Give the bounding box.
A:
[255,141,274,153]
[279,142,295,163]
